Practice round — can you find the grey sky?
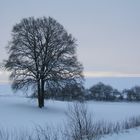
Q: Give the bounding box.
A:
[0,0,140,82]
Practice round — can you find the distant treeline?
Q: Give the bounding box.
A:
[31,82,140,102]
[85,82,140,102]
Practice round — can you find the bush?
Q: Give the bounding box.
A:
[123,86,140,101]
[63,102,99,140]
[89,82,121,101]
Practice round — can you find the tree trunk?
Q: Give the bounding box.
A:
[37,80,42,108]
[41,79,45,107]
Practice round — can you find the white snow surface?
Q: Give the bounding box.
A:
[101,128,140,140]
[0,95,140,139]
[0,96,67,129]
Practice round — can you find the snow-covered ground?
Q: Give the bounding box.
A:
[0,96,67,129]
[101,127,140,140]
[0,95,140,139]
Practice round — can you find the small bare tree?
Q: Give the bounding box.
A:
[34,125,59,140]
[64,103,98,140]
[4,17,83,108]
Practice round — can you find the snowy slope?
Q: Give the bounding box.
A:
[0,96,140,128]
[101,128,140,140]
[0,96,140,139]
[0,96,67,129]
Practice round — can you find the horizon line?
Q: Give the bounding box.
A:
[83,71,140,78]
[1,70,140,84]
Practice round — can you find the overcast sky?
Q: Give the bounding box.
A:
[0,0,140,83]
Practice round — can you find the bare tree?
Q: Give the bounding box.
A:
[64,103,97,140]
[4,17,83,108]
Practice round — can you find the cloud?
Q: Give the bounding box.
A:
[84,71,140,78]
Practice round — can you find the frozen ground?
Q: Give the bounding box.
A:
[0,96,67,129]
[101,127,140,140]
[0,95,140,139]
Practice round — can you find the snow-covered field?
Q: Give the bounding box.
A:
[0,95,140,139]
[101,127,140,140]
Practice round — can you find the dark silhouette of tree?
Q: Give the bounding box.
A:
[89,82,119,101]
[123,86,140,101]
[58,83,85,101]
[4,17,83,108]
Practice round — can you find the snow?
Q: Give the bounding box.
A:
[88,101,140,123]
[101,128,140,140]
[0,94,140,139]
[0,96,67,129]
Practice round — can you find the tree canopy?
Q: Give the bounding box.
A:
[5,17,83,108]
